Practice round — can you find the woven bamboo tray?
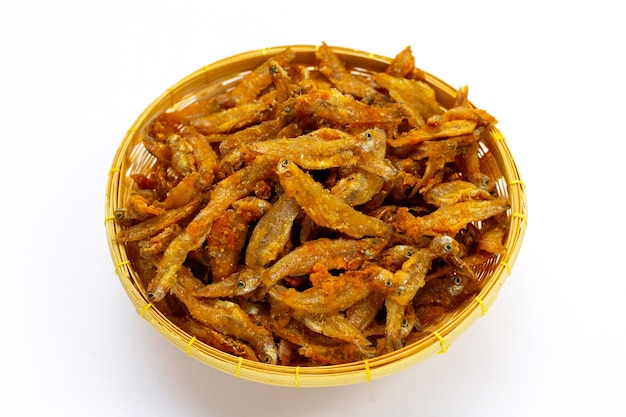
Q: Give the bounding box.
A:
[105,45,527,388]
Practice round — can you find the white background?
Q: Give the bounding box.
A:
[1,1,624,416]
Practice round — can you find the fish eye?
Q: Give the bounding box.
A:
[364,131,373,140]
[405,250,413,258]
[278,160,292,174]
[237,280,246,289]
[263,356,272,363]
[401,318,409,328]
[444,243,453,252]
[384,279,393,287]
[270,65,279,74]
[448,276,464,296]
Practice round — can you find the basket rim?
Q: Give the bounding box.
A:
[105,44,528,388]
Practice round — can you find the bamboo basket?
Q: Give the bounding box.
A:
[105,45,527,388]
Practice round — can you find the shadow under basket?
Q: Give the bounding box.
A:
[105,45,528,388]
